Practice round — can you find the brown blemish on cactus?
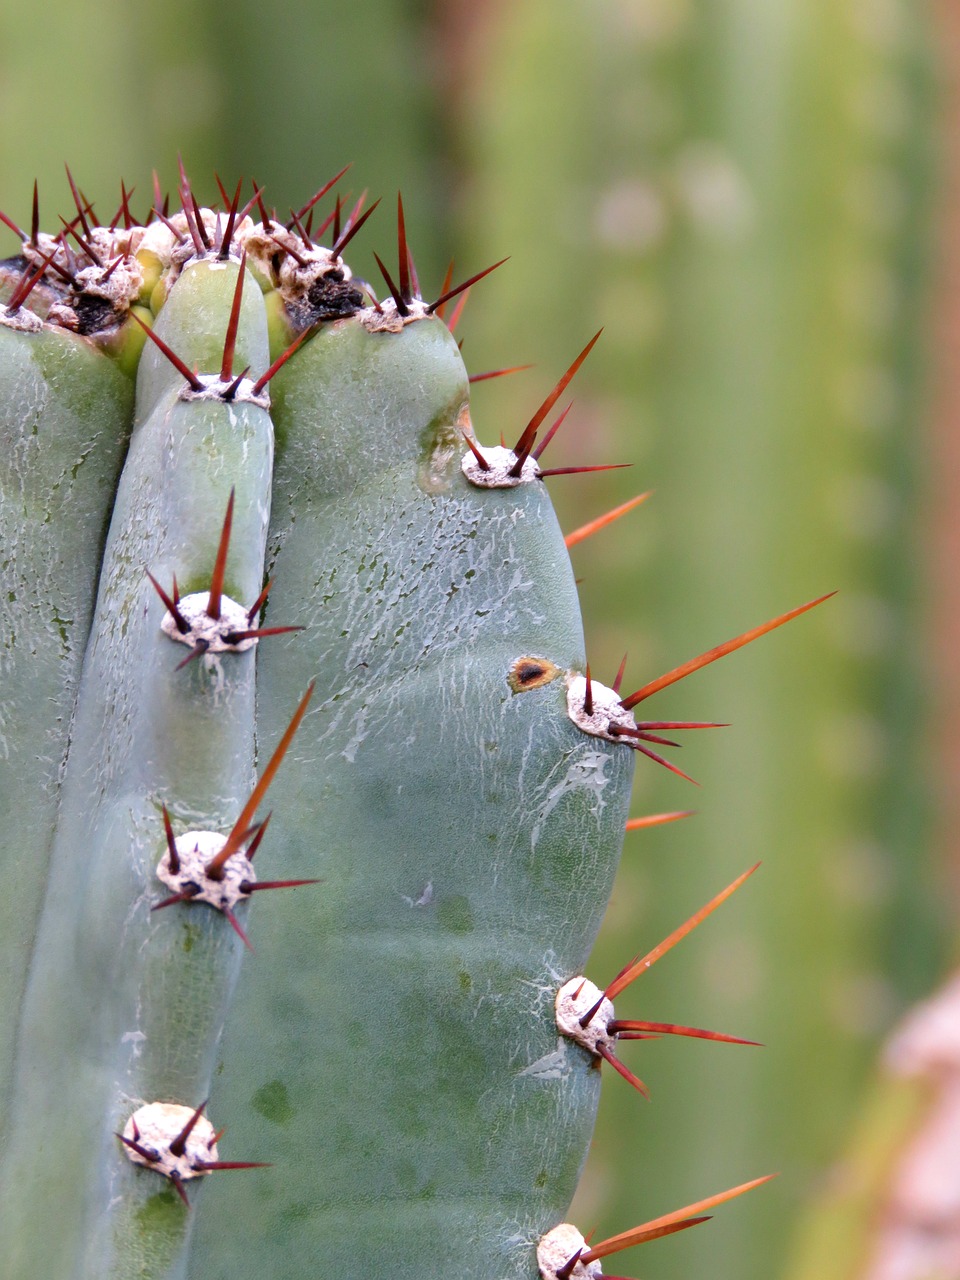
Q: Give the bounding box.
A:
[153,686,318,948]
[119,1101,269,1207]
[508,655,562,693]
[556,866,760,1093]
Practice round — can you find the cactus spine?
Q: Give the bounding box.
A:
[0,169,818,1279]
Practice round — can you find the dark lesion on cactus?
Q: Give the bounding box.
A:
[508,655,562,693]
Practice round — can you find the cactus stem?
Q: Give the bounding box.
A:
[64,164,93,240]
[603,863,761,1004]
[596,1043,650,1098]
[206,489,235,621]
[625,811,695,831]
[145,570,190,634]
[619,592,837,710]
[564,493,651,549]
[131,313,205,391]
[426,257,508,316]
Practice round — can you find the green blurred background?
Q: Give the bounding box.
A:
[3,1,954,1275]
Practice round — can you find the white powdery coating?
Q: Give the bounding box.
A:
[122,1102,219,1182]
[555,976,616,1057]
[460,443,540,488]
[178,373,270,410]
[565,673,637,743]
[157,829,256,910]
[537,1223,603,1280]
[160,591,258,655]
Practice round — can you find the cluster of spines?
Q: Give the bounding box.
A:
[1,162,830,1273]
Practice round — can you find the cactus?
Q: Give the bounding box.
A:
[0,167,825,1279]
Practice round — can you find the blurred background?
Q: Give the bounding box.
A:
[3,1,956,1274]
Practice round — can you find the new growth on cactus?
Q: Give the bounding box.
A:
[0,163,827,1279]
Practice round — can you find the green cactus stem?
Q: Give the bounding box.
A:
[0,168,810,1280]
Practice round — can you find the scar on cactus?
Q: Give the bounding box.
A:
[154,684,318,948]
[537,1175,776,1280]
[118,1101,268,1208]
[556,865,760,1097]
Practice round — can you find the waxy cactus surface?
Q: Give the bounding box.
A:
[0,168,819,1279]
